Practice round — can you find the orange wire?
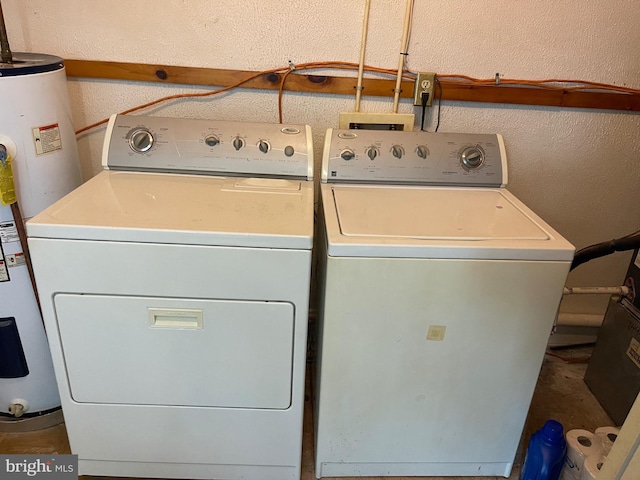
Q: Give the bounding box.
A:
[437,74,640,94]
[276,62,414,123]
[74,63,640,135]
[75,66,288,135]
[76,61,417,134]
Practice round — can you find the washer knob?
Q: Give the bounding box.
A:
[284,146,295,157]
[129,128,154,153]
[340,149,355,161]
[258,140,270,154]
[205,135,220,147]
[366,146,379,161]
[232,136,245,151]
[416,145,429,159]
[391,145,404,159]
[460,146,485,169]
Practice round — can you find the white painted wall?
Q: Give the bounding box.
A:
[3,0,640,316]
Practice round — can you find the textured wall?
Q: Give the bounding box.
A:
[3,0,640,315]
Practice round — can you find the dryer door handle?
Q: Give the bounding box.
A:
[148,308,203,329]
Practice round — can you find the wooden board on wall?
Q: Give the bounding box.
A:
[65,60,640,112]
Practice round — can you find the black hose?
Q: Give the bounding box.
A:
[570,233,640,271]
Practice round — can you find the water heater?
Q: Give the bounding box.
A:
[0,52,82,418]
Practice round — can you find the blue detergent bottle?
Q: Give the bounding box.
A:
[519,420,567,480]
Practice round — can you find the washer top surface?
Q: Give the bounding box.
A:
[28,170,314,249]
[321,184,574,261]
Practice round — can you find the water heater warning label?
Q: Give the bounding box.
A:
[0,221,18,242]
[32,123,63,155]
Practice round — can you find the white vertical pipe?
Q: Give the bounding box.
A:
[354,0,372,112]
[392,0,413,113]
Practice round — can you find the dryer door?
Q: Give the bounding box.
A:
[54,294,294,409]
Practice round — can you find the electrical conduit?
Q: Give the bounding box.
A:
[392,0,413,113]
[354,0,371,112]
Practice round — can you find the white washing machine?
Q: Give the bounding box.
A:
[314,129,575,478]
[27,114,314,480]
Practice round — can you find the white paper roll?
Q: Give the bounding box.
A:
[579,454,606,480]
[595,426,620,456]
[560,429,602,480]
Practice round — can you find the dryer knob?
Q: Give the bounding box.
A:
[205,135,220,147]
[340,149,355,161]
[232,136,245,151]
[391,145,404,159]
[129,128,154,153]
[258,140,270,154]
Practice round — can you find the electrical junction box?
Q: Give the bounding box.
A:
[338,112,415,131]
[414,72,436,106]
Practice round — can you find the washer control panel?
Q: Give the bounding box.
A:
[322,129,506,186]
[104,114,313,179]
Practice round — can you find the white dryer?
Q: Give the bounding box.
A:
[27,114,314,480]
[314,129,575,478]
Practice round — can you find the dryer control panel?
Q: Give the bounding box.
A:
[103,114,314,180]
[321,129,507,186]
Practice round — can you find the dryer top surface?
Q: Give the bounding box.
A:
[28,171,314,249]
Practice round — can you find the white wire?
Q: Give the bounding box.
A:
[392,0,414,113]
[355,0,372,112]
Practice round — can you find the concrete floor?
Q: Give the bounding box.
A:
[0,345,615,480]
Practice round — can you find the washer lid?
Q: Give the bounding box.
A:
[27,171,314,249]
[322,184,575,261]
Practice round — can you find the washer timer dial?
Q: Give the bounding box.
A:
[128,128,154,153]
[460,145,485,170]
